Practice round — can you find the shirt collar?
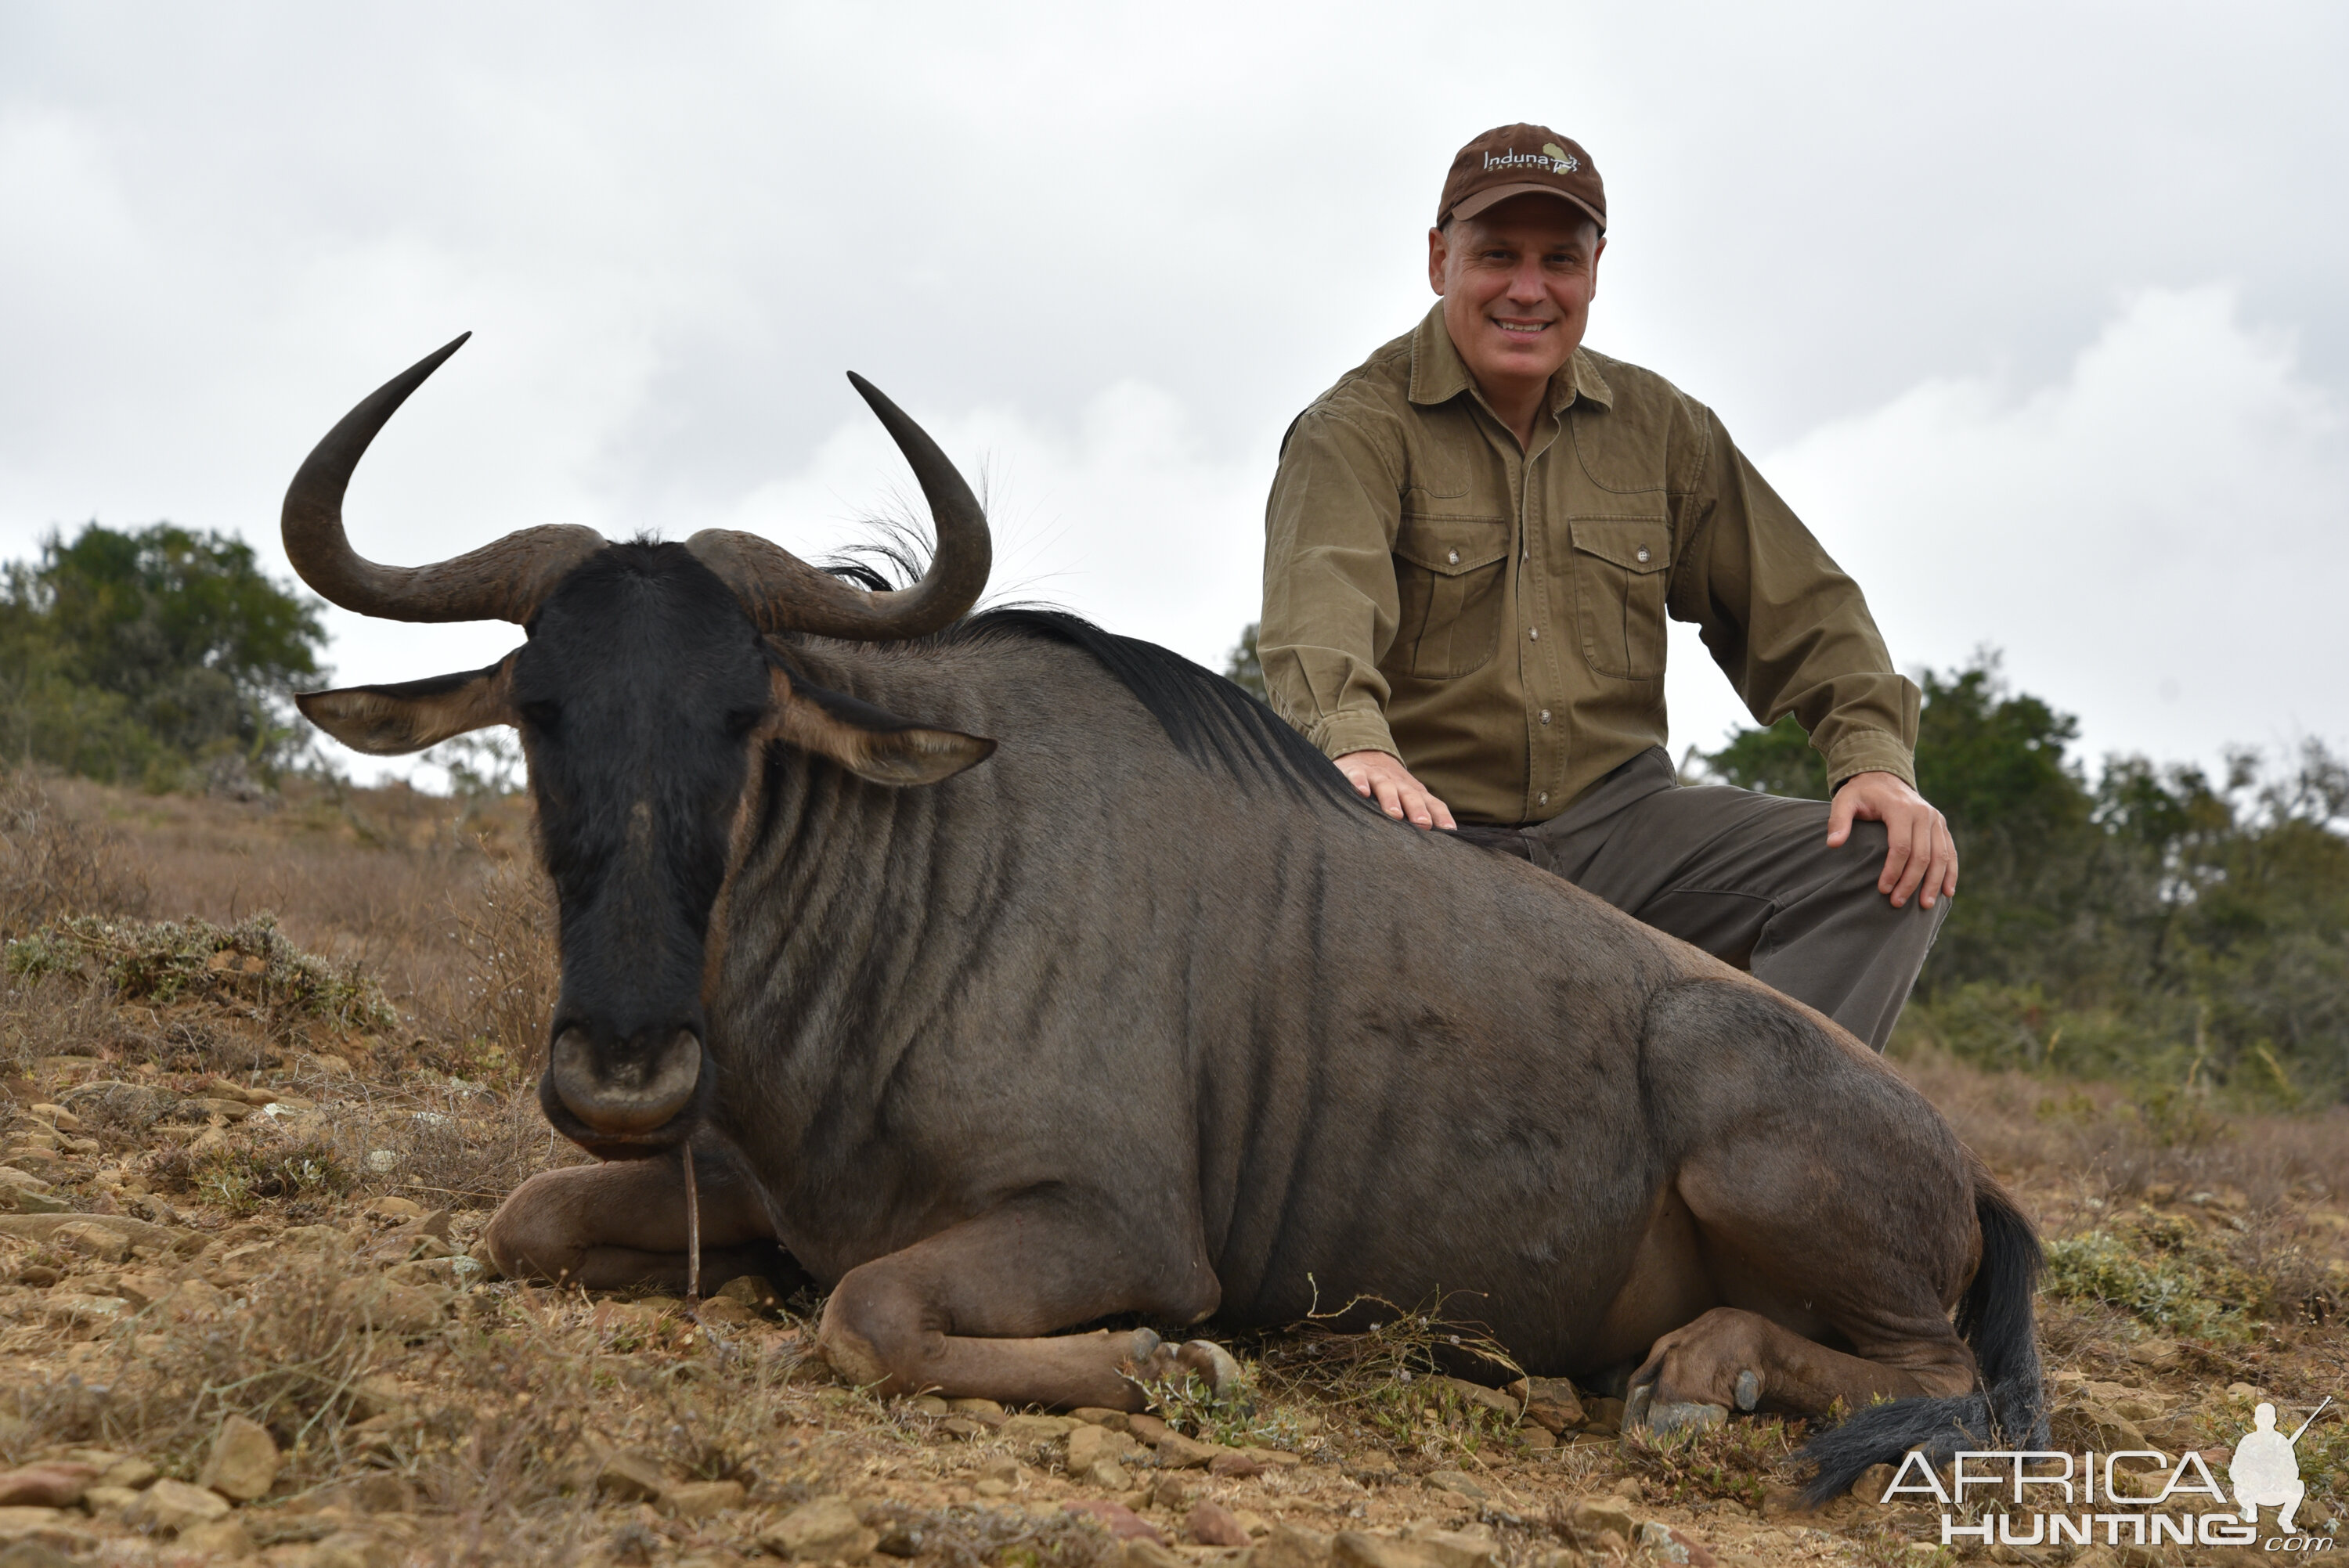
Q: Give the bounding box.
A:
[1407,303,1614,416]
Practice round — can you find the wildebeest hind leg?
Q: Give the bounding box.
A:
[818,1194,1225,1408]
[1624,1305,1973,1433]
[485,1147,795,1292]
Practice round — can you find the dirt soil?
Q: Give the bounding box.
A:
[0,772,2340,1567]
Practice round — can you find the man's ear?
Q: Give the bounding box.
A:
[296,656,518,755]
[764,664,994,786]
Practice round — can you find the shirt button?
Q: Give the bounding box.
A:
[1528,627,1539,641]
[1636,546,1652,563]
[1539,710,1551,725]
[1447,548,1460,565]
[1538,792,1549,806]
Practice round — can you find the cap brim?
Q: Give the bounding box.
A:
[1447,183,1605,232]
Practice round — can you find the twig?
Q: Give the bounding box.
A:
[684,1137,701,1300]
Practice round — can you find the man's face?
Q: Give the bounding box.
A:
[1428,196,1604,399]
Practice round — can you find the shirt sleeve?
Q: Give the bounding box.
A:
[1258,408,1409,762]
[1668,406,1921,791]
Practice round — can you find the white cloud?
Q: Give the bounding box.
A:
[1668,286,2349,777]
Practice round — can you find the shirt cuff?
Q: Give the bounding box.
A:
[1821,735,1917,794]
[1307,708,1401,763]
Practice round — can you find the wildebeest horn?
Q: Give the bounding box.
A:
[685,372,991,639]
[281,333,607,623]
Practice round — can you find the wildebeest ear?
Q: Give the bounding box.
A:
[766,665,995,786]
[296,657,518,756]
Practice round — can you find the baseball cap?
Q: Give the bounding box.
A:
[1437,124,1605,232]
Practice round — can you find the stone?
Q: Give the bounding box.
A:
[1071,1407,1131,1430]
[1851,1463,1897,1504]
[99,1456,156,1490]
[1085,1459,1130,1491]
[283,1224,353,1254]
[1149,1430,1220,1469]
[0,1465,95,1509]
[766,1497,878,1562]
[110,1273,175,1310]
[716,1274,781,1310]
[199,1415,281,1501]
[1333,1533,1449,1568]
[1189,1501,1253,1548]
[1001,1414,1077,1442]
[332,1276,445,1335]
[594,1451,669,1504]
[663,1479,745,1519]
[1564,1500,1636,1547]
[25,1107,78,1133]
[0,1512,63,1543]
[2072,1403,2147,1451]
[360,1197,424,1221]
[1516,1422,1556,1451]
[1068,1424,1148,1473]
[1400,1530,1499,1568]
[0,1193,69,1216]
[1063,1500,1163,1545]
[0,1170,52,1195]
[0,1537,77,1568]
[49,1220,130,1263]
[1634,1522,1716,1567]
[312,1531,401,1568]
[1423,1469,1488,1503]
[1579,1397,1624,1435]
[1248,1523,1334,1568]
[177,1519,257,1559]
[1512,1377,1586,1434]
[124,1477,232,1532]
[695,1295,757,1327]
[1121,1543,1192,1568]
[78,1485,140,1516]
[43,1294,126,1327]
[1426,1376,1520,1420]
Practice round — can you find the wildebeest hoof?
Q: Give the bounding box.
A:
[1640,1399,1729,1437]
[1734,1370,1761,1412]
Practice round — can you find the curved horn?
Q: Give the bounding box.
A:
[282,333,606,623]
[686,372,991,639]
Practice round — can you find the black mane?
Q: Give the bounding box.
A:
[954,608,1369,816]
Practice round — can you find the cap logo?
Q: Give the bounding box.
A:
[1481,144,1579,175]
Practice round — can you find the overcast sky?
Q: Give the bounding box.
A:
[4,3,2344,791]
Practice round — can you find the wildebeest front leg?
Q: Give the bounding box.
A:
[817,1195,1225,1409]
[1624,1305,1977,1433]
[485,1147,797,1293]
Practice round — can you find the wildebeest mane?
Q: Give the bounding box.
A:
[957,609,1368,815]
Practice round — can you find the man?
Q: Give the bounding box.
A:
[1257,124,1955,1051]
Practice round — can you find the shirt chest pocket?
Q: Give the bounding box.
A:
[1570,518,1671,681]
[1392,514,1510,681]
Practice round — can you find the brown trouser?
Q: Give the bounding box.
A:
[1459,748,1947,1052]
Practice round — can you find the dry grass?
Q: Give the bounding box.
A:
[0,766,2337,1565]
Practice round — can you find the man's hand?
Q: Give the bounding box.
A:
[1828,770,1958,910]
[1333,750,1457,830]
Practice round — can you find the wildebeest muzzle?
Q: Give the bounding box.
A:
[539,1024,709,1157]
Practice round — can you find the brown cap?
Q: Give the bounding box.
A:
[1437,124,1605,232]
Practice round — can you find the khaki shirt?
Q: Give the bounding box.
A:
[1260,305,1918,826]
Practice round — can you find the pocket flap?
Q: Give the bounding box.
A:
[1570,519,1670,574]
[1396,515,1510,577]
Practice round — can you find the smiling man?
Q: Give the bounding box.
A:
[1257,124,1954,1051]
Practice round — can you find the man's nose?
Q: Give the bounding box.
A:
[1507,258,1549,301]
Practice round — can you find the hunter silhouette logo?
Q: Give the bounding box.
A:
[1540,142,1579,172]
[2232,1397,2329,1534]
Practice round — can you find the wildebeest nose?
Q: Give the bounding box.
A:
[548,1026,700,1134]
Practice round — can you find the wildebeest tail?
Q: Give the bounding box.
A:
[1798,1175,2047,1504]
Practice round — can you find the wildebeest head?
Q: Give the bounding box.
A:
[282,336,995,1156]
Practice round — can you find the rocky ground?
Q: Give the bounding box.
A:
[0,773,2340,1567]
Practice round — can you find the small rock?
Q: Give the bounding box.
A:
[1121,1545,1189,1568]
[1400,1529,1499,1568]
[0,1536,78,1567]
[1250,1523,1334,1568]
[1189,1500,1253,1548]
[663,1479,745,1519]
[43,1293,127,1327]
[25,1107,78,1133]
[594,1450,668,1504]
[99,1456,156,1490]
[1069,1424,1148,1473]
[695,1295,757,1327]
[1580,1397,1624,1435]
[177,1518,257,1559]
[715,1274,781,1310]
[1333,1532,1447,1568]
[1512,1377,1586,1434]
[1426,1376,1521,1420]
[49,1220,131,1264]
[765,1497,879,1562]
[946,1398,1006,1429]
[332,1276,445,1335]
[361,1197,424,1221]
[1851,1462,1897,1503]
[1151,1431,1220,1469]
[0,1511,63,1542]
[124,1476,231,1532]
[1564,1499,1636,1546]
[2,1192,70,1216]
[0,1170,52,1195]
[1423,1469,1488,1503]
[1063,1500,1163,1545]
[1071,1407,1131,1430]
[198,1415,281,1501]
[1635,1522,1716,1567]
[283,1224,353,1254]
[1085,1459,1130,1490]
[1516,1422,1556,1451]
[79,1485,141,1516]
[1001,1414,1076,1442]
[312,1531,400,1568]
[0,1465,95,1509]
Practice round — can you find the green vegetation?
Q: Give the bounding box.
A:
[5,910,397,1037]
[0,521,327,789]
[1703,655,2349,1101]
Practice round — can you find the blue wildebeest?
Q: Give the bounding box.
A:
[286,337,2044,1496]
